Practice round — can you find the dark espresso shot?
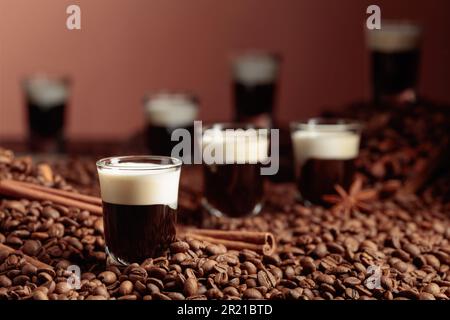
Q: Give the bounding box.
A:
[372,50,420,102]
[97,156,182,266]
[201,125,269,217]
[366,22,422,105]
[102,203,176,263]
[23,76,69,153]
[147,124,194,157]
[203,164,264,218]
[234,82,276,118]
[291,120,361,206]
[144,93,198,156]
[297,159,355,205]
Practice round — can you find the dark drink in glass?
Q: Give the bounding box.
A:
[232,53,280,127]
[366,21,422,106]
[97,156,182,265]
[291,119,362,205]
[201,124,269,217]
[23,75,69,153]
[144,92,198,157]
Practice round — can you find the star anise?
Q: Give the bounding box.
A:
[323,177,378,215]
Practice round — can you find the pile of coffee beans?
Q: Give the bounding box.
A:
[1,100,450,300]
[1,149,449,300]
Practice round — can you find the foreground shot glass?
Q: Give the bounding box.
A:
[23,74,70,153]
[291,119,362,205]
[96,156,182,266]
[201,123,269,218]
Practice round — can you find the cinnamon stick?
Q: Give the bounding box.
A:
[180,228,276,255]
[11,180,102,206]
[0,179,103,215]
[0,243,53,270]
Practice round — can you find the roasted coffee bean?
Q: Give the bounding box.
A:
[119,280,133,296]
[243,288,263,299]
[170,241,189,253]
[42,206,60,219]
[258,269,277,289]
[98,271,117,285]
[184,278,198,297]
[422,283,440,296]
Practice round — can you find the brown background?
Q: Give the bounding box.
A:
[1,0,449,140]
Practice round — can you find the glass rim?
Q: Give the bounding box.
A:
[22,74,71,87]
[366,20,422,34]
[290,118,363,131]
[202,122,268,132]
[142,91,199,105]
[96,155,182,171]
[231,51,281,63]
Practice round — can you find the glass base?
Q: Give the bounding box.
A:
[105,246,129,267]
[201,198,263,218]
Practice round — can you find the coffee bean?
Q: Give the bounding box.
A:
[316,274,334,285]
[422,283,440,296]
[419,292,435,300]
[55,282,72,294]
[403,243,421,257]
[313,243,328,258]
[223,286,240,297]
[343,277,361,286]
[258,269,277,289]
[0,275,12,287]
[345,287,360,300]
[300,257,316,274]
[98,271,117,285]
[118,295,138,300]
[32,290,49,300]
[21,240,41,256]
[206,244,226,255]
[42,206,60,219]
[48,223,65,238]
[119,280,133,296]
[86,295,107,300]
[243,288,263,299]
[184,278,198,297]
[170,241,189,253]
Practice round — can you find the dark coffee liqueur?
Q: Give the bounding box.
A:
[292,131,360,205]
[24,77,68,152]
[367,22,421,104]
[144,93,198,156]
[298,159,355,205]
[202,129,268,217]
[103,203,176,262]
[232,54,279,124]
[97,160,181,265]
[203,164,264,218]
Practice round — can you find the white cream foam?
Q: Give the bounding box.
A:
[25,77,68,109]
[233,53,279,85]
[367,22,422,53]
[98,162,181,207]
[292,131,360,165]
[144,94,198,127]
[202,129,269,164]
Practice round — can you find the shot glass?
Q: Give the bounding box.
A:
[201,123,269,217]
[96,156,182,266]
[23,74,70,153]
[143,92,199,157]
[291,119,362,205]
